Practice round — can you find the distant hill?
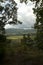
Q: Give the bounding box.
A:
[5,28,36,35]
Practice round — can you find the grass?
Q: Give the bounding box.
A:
[7,35,23,40]
[0,35,43,65]
[7,35,35,40]
[5,41,43,65]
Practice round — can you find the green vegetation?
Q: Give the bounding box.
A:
[1,37,43,65]
[0,34,43,65]
[0,0,43,65]
[31,0,43,49]
[0,33,43,65]
[7,36,23,40]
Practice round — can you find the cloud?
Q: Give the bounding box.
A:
[5,1,36,29]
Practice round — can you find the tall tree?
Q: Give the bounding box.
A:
[0,0,22,41]
[20,0,43,49]
[30,0,43,49]
[0,0,22,64]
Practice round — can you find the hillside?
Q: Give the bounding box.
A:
[5,28,36,35]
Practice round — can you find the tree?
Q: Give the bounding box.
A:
[20,0,43,49]
[0,0,22,42]
[30,0,43,49]
[0,0,22,64]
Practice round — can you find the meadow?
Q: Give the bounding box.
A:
[7,35,23,40]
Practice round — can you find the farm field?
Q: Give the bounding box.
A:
[7,35,23,40]
[7,34,35,40]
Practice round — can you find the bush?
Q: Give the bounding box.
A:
[0,34,6,42]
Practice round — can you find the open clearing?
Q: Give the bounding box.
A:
[7,36,23,40]
[7,35,35,40]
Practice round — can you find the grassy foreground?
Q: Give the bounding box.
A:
[5,42,43,65]
[0,35,43,65]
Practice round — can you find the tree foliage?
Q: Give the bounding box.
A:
[0,0,22,35]
[0,0,22,64]
[20,0,43,49]
[31,0,43,49]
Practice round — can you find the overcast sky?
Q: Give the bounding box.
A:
[5,0,36,29]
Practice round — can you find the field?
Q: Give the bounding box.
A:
[7,33,36,40]
[7,35,23,40]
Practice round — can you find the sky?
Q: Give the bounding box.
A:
[5,0,36,29]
